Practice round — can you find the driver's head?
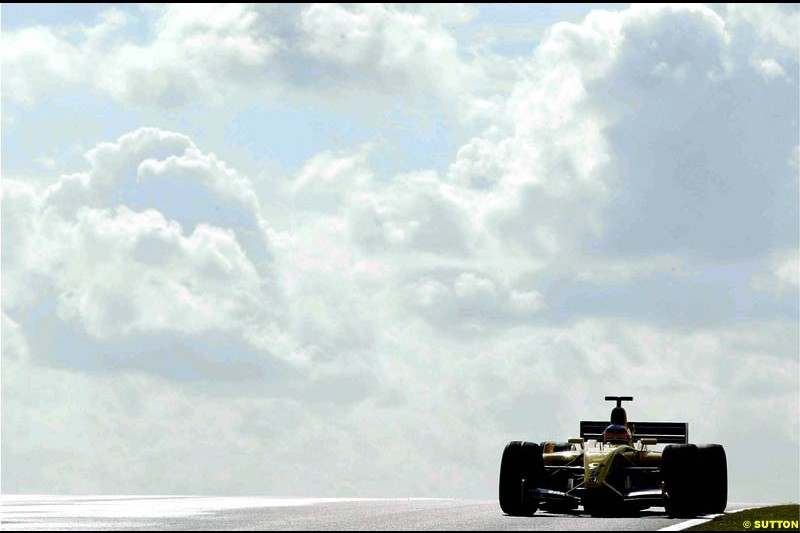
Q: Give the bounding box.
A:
[603,424,631,444]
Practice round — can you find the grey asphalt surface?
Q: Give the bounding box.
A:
[0,496,760,531]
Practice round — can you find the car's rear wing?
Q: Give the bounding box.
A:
[580,421,689,444]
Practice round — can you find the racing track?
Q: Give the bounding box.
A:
[0,496,762,531]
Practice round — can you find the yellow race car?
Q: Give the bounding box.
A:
[499,396,727,517]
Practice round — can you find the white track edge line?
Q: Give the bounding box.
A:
[658,506,766,531]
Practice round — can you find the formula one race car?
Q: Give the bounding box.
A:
[499,396,727,517]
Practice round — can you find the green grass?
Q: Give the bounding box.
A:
[687,505,799,531]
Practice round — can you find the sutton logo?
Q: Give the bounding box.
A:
[745,520,800,530]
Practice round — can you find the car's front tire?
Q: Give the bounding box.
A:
[663,444,699,517]
[499,441,543,516]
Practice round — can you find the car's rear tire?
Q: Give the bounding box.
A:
[698,444,727,513]
[499,441,543,516]
[663,444,699,517]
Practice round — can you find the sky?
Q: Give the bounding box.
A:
[1,3,798,503]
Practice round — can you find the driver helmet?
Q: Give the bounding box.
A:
[603,424,631,444]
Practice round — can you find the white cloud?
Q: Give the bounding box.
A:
[102,4,278,107]
[572,254,688,285]
[271,215,382,360]
[43,128,268,268]
[1,179,44,309]
[291,145,374,212]
[403,271,545,334]
[347,171,475,255]
[752,250,800,297]
[454,271,497,299]
[1,313,30,362]
[718,3,800,56]
[445,8,632,259]
[2,4,495,111]
[43,128,195,214]
[445,3,797,267]
[447,130,510,189]
[297,3,474,97]
[753,57,787,80]
[2,25,86,106]
[3,128,287,380]
[52,207,262,340]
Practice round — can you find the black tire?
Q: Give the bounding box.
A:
[698,444,727,513]
[662,444,699,517]
[499,441,543,516]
